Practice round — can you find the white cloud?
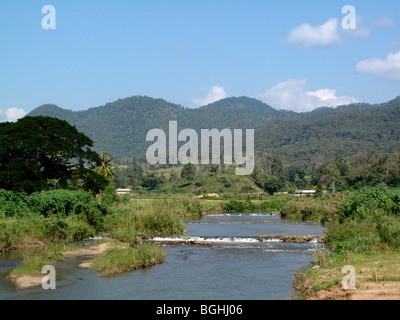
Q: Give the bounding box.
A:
[355,51,400,81]
[286,18,341,47]
[5,108,27,122]
[259,79,358,112]
[192,85,228,107]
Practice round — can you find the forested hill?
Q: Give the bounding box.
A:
[27,96,278,159]
[27,95,400,166]
[256,100,400,167]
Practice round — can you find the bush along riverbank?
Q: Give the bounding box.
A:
[293,184,400,300]
[0,189,105,253]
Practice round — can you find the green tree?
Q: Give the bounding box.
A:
[0,116,104,193]
[263,174,284,195]
[181,163,196,181]
[96,152,116,180]
[334,155,349,177]
[286,165,306,187]
[141,172,165,190]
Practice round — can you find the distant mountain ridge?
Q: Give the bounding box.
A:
[28,96,279,159]
[27,95,400,166]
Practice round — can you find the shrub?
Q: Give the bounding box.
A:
[0,189,29,217]
[338,184,400,221]
[223,200,246,213]
[98,182,119,206]
[26,189,105,229]
[280,203,300,220]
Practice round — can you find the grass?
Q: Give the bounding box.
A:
[279,193,346,223]
[90,244,166,277]
[9,244,63,276]
[103,197,207,242]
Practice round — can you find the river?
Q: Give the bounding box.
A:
[0,213,325,300]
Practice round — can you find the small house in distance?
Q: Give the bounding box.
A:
[116,188,131,195]
[295,190,316,197]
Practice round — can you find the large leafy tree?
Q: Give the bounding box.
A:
[0,116,107,193]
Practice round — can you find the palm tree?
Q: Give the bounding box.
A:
[96,152,116,180]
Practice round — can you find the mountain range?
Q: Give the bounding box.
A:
[27,95,400,167]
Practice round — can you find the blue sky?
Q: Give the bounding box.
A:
[1,0,399,121]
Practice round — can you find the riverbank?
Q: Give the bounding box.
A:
[291,184,400,300]
[294,250,400,300]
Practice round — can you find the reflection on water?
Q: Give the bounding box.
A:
[0,213,325,300]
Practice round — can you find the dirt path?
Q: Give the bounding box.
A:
[309,282,400,300]
[243,176,265,194]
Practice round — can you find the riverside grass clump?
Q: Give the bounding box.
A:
[90,244,166,277]
[104,197,208,243]
[9,245,64,276]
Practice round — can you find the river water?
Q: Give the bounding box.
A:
[0,213,325,300]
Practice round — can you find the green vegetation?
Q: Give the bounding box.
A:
[0,116,107,194]
[327,184,400,253]
[27,95,400,168]
[294,184,400,299]
[9,245,64,276]
[0,189,105,252]
[4,103,400,294]
[279,192,345,222]
[222,199,285,213]
[0,188,216,277]
[181,163,196,181]
[27,96,279,160]
[112,150,400,202]
[96,152,116,180]
[90,245,166,277]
